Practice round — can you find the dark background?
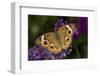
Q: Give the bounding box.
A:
[28,15,88,58]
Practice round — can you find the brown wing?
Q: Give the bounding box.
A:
[57,25,73,50]
[35,32,62,54]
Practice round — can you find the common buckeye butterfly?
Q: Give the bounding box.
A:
[34,24,75,54]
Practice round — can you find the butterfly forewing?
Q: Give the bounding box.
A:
[57,25,73,50]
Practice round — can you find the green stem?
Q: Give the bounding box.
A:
[73,40,81,58]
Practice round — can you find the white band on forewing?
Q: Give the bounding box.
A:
[65,24,70,29]
[41,35,44,45]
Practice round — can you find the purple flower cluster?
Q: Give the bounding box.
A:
[28,45,58,60]
[28,45,73,60]
[54,18,68,31]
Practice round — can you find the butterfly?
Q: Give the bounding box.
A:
[34,24,74,54]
